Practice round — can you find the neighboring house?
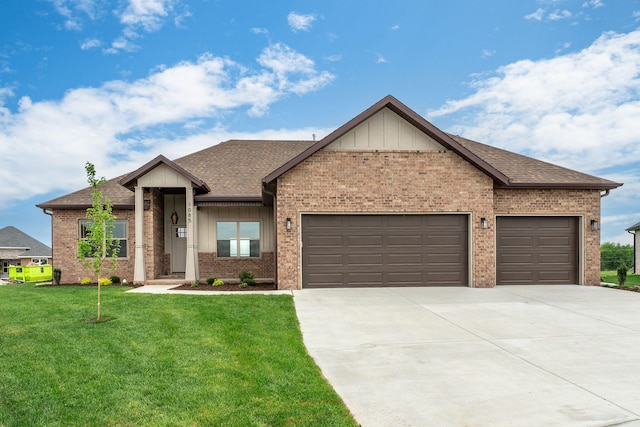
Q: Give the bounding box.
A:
[0,226,52,279]
[626,221,640,274]
[37,95,622,289]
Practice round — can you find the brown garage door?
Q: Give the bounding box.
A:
[496,216,578,285]
[302,214,468,288]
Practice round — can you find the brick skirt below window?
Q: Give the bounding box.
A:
[198,252,274,281]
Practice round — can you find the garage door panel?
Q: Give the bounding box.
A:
[387,253,423,266]
[347,235,383,247]
[305,253,343,267]
[497,216,578,285]
[305,235,344,247]
[302,214,468,288]
[346,253,384,265]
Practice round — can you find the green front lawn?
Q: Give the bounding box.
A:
[600,270,640,286]
[0,285,358,427]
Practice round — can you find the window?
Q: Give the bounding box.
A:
[31,259,48,265]
[79,220,128,258]
[217,221,260,257]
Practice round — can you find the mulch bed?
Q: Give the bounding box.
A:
[172,283,278,292]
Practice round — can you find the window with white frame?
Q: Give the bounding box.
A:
[216,221,260,257]
[79,220,128,258]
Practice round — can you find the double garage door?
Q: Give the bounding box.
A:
[302,214,468,288]
[301,214,579,288]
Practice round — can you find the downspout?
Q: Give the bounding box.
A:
[41,209,53,268]
[262,183,278,288]
[600,190,610,198]
[628,228,637,274]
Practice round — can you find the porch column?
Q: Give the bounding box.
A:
[184,186,199,282]
[133,186,145,283]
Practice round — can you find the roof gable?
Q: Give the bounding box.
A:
[326,107,446,151]
[119,155,211,193]
[263,95,511,187]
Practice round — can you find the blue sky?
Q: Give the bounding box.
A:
[1,0,639,247]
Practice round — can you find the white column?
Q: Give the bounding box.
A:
[133,186,146,283]
[184,186,199,282]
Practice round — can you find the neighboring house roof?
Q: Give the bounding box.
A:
[37,95,621,210]
[626,221,640,232]
[0,226,52,258]
[263,95,622,191]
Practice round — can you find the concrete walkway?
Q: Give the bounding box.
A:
[293,286,640,427]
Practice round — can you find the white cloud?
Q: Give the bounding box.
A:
[481,49,496,59]
[634,10,640,21]
[119,0,174,32]
[390,25,400,31]
[49,0,184,54]
[287,12,316,32]
[376,53,389,64]
[80,38,101,50]
[0,43,334,206]
[583,0,604,8]
[548,9,572,20]
[525,8,545,21]
[429,29,640,175]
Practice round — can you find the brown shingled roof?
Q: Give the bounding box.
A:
[174,140,315,201]
[37,140,314,209]
[450,134,621,189]
[37,175,135,209]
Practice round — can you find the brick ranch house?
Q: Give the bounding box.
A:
[37,95,622,289]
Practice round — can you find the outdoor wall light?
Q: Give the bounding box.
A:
[286,218,292,231]
[480,217,489,229]
[591,219,599,231]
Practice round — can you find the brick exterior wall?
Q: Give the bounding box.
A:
[198,252,275,281]
[275,150,496,290]
[494,188,602,286]
[144,189,165,279]
[51,209,135,284]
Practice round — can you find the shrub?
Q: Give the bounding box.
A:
[618,263,629,287]
[239,271,256,286]
[109,276,121,284]
[99,278,112,286]
[81,277,92,285]
[53,268,62,285]
[191,281,200,288]
[239,282,248,289]
[213,279,224,287]
[206,277,216,285]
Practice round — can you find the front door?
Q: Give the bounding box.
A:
[171,225,187,273]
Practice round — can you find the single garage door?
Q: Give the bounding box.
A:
[496,216,578,285]
[302,214,468,288]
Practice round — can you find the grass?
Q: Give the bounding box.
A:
[600,270,640,286]
[0,284,358,427]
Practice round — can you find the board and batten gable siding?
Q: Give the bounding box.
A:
[326,108,446,151]
[197,206,275,253]
[138,163,193,188]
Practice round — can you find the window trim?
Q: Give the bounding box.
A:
[216,220,261,259]
[79,219,129,259]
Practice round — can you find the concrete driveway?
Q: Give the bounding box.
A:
[293,285,640,427]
